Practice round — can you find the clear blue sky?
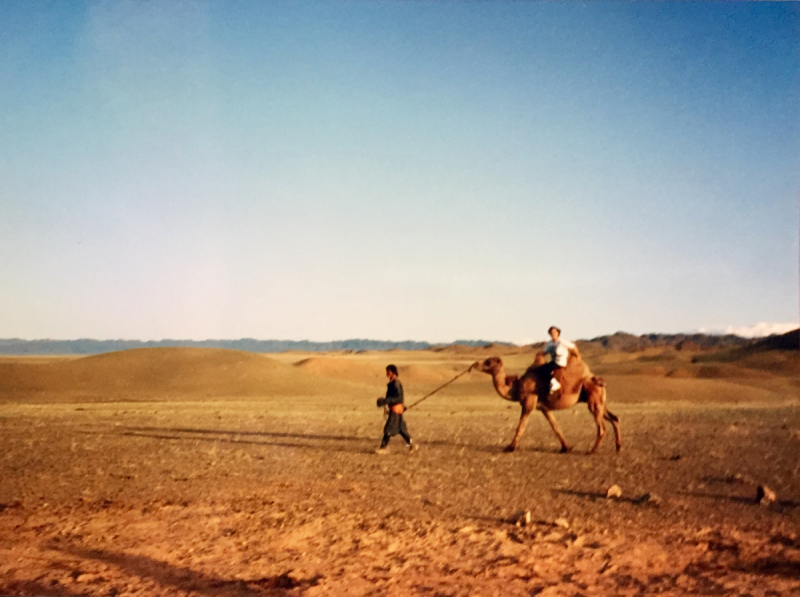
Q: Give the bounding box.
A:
[1,1,798,343]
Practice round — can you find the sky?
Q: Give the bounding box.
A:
[1,1,798,344]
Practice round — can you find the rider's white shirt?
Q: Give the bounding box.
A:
[543,339,575,367]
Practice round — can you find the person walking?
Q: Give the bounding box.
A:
[375,364,416,453]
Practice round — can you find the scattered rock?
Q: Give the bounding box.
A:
[554,518,570,529]
[76,573,102,584]
[0,500,23,513]
[634,493,661,507]
[542,531,563,542]
[669,454,681,461]
[756,485,776,505]
[512,511,531,527]
[606,484,622,499]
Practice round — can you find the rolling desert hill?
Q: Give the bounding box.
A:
[0,347,369,403]
[294,356,471,386]
[0,330,796,405]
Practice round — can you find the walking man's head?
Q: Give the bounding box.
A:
[386,364,398,380]
[548,326,561,341]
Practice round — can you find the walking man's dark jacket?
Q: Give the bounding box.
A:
[377,378,404,410]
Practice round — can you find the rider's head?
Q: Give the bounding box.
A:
[547,326,561,341]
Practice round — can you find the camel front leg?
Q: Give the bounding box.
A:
[504,401,535,452]
[540,408,571,453]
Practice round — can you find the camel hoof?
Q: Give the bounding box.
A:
[559,446,572,454]
[616,445,622,452]
[503,445,516,453]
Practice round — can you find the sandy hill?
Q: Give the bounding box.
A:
[294,357,468,386]
[0,347,366,403]
[582,329,799,396]
[688,328,799,376]
[431,343,533,356]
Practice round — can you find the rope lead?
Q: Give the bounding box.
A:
[404,365,474,412]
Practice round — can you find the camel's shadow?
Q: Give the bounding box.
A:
[677,490,799,510]
[53,542,321,596]
[77,425,534,456]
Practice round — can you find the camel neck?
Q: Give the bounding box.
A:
[490,366,514,401]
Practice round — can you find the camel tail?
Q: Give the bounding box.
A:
[604,409,619,423]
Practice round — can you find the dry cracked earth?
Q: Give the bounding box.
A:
[1,394,799,597]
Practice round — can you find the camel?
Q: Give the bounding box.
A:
[470,351,621,454]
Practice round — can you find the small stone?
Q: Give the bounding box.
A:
[76,573,100,583]
[756,485,776,505]
[554,518,570,529]
[542,531,562,542]
[605,484,622,499]
[635,492,661,506]
[512,510,531,527]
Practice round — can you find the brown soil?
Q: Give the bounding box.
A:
[1,347,799,596]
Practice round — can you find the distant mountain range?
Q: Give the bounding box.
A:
[0,330,796,355]
[0,337,503,355]
[583,332,750,351]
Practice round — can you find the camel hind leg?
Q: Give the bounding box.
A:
[604,408,621,452]
[586,385,608,455]
[588,404,606,454]
[586,384,621,454]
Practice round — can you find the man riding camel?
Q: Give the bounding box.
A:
[539,326,580,395]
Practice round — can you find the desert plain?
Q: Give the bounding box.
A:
[0,334,799,596]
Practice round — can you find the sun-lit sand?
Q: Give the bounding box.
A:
[1,332,798,595]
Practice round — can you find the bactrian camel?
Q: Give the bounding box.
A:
[470,352,621,454]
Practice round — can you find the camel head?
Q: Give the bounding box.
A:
[470,356,504,375]
[471,356,517,401]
